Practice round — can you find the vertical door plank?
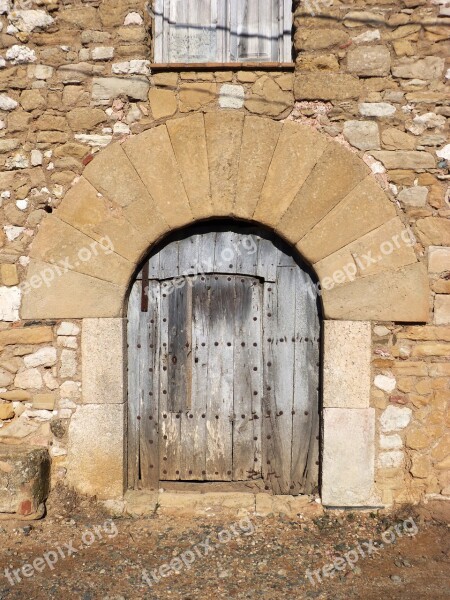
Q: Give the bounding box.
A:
[181,277,210,479]
[257,237,279,282]
[214,231,238,272]
[233,277,262,480]
[178,233,200,277]
[206,275,234,480]
[262,268,296,494]
[235,233,259,276]
[159,286,181,480]
[127,280,141,489]
[291,272,320,494]
[140,281,161,490]
[197,231,216,274]
[148,251,160,280]
[167,282,192,413]
[158,239,179,280]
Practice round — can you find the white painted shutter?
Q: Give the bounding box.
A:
[156,0,224,63]
[154,0,291,63]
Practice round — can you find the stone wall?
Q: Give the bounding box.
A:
[0,0,448,505]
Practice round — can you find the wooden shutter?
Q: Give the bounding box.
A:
[154,0,292,63]
[155,0,225,63]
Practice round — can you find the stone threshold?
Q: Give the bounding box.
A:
[103,490,323,519]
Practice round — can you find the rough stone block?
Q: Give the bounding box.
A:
[371,151,435,169]
[148,88,177,119]
[428,247,450,273]
[294,72,362,100]
[435,295,450,325]
[392,56,445,80]
[347,46,391,76]
[0,445,50,516]
[416,218,450,246]
[92,76,149,104]
[82,318,126,405]
[323,321,371,408]
[219,84,245,109]
[322,408,379,507]
[343,120,380,151]
[67,404,125,499]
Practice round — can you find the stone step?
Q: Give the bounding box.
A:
[104,489,322,519]
[0,445,50,519]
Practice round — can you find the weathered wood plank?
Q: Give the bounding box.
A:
[159,286,181,480]
[233,277,262,480]
[181,277,210,479]
[236,233,259,276]
[291,271,320,494]
[159,239,179,280]
[167,282,191,412]
[140,280,161,490]
[257,236,279,282]
[206,275,234,480]
[127,280,141,489]
[214,231,238,272]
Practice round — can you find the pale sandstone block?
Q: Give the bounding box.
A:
[323,321,371,408]
[297,176,396,264]
[67,404,125,499]
[435,295,450,325]
[322,263,430,322]
[166,114,213,220]
[82,318,126,405]
[83,142,158,209]
[123,125,193,229]
[57,177,160,263]
[148,88,177,119]
[322,408,379,507]
[314,218,417,288]
[254,122,328,226]
[29,215,132,287]
[428,246,450,273]
[21,260,125,319]
[278,141,369,243]
[234,116,282,220]
[205,111,245,215]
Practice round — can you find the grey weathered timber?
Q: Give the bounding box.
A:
[233,276,262,480]
[127,225,319,494]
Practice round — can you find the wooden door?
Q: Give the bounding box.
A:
[157,274,262,481]
[127,226,320,494]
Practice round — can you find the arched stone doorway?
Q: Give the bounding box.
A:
[127,221,321,495]
[21,113,429,507]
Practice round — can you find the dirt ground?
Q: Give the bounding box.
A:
[0,492,449,600]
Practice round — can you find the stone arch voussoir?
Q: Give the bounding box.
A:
[22,112,429,323]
